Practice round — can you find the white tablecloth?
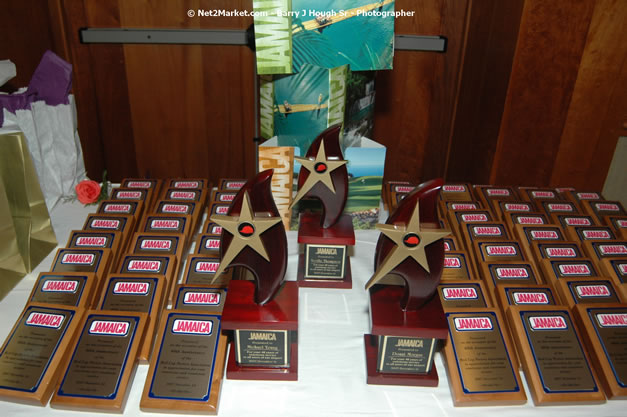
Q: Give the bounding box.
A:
[0,201,624,416]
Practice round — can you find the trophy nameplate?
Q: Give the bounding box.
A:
[581,200,626,225]
[442,236,459,252]
[140,310,227,414]
[443,309,526,406]
[129,232,186,264]
[529,241,584,267]
[495,200,536,221]
[0,304,82,405]
[480,261,542,293]
[566,225,616,242]
[97,274,167,362]
[234,329,291,368]
[514,224,566,262]
[209,203,231,217]
[218,178,246,191]
[599,258,627,285]
[120,178,161,208]
[50,311,148,412]
[474,186,519,214]
[154,200,202,233]
[582,240,627,263]
[605,215,627,239]
[51,248,112,284]
[503,212,550,236]
[440,183,474,201]
[461,222,510,257]
[174,285,227,313]
[161,187,207,206]
[474,241,526,264]
[495,285,560,317]
[554,278,625,308]
[118,254,177,302]
[539,258,600,285]
[448,209,493,245]
[573,304,627,399]
[83,213,135,252]
[506,306,604,405]
[97,200,144,224]
[441,251,474,280]
[140,213,193,246]
[540,201,580,219]
[67,230,122,268]
[303,244,347,280]
[212,190,237,203]
[204,221,223,235]
[376,335,437,374]
[110,187,149,206]
[195,234,222,255]
[28,272,96,308]
[437,281,490,309]
[183,255,232,287]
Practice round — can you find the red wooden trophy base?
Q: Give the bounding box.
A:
[222,280,299,381]
[296,212,355,288]
[365,284,448,387]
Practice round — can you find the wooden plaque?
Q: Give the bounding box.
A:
[561,190,603,212]
[506,306,605,405]
[474,241,526,265]
[50,310,148,412]
[519,187,561,205]
[139,213,193,248]
[183,254,232,287]
[212,190,237,204]
[28,272,97,309]
[514,224,566,263]
[443,308,526,406]
[203,221,223,235]
[208,202,231,217]
[66,229,122,270]
[0,303,83,406]
[96,274,167,362]
[441,251,474,281]
[96,199,144,224]
[598,257,627,285]
[494,200,536,221]
[154,200,202,235]
[118,254,177,302]
[120,178,162,209]
[581,200,626,225]
[50,248,113,285]
[529,240,584,267]
[604,215,627,239]
[582,240,627,263]
[195,233,222,255]
[503,211,550,236]
[539,258,601,285]
[442,236,460,252]
[495,284,561,316]
[449,210,494,247]
[140,310,227,414]
[129,232,186,264]
[110,187,149,206]
[540,200,580,219]
[573,304,627,399]
[565,225,617,242]
[553,213,598,229]
[218,178,247,191]
[161,187,208,207]
[440,183,474,201]
[474,186,519,215]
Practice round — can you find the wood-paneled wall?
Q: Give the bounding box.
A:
[2,0,624,191]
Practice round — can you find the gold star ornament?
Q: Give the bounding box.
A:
[364,202,451,290]
[210,191,282,278]
[289,139,348,209]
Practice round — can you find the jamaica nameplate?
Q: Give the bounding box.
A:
[174,285,227,313]
[50,311,147,412]
[29,272,96,308]
[539,258,600,284]
[0,304,82,405]
[204,222,223,235]
[438,281,490,308]
[441,252,474,280]
[183,255,232,287]
[234,330,290,368]
[481,262,541,291]
[195,234,222,255]
[376,336,436,374]
[599,258,627,285]
[218,178,246,191]
[51,248,112,282]
[130,232,185,261]
[140,310,226,414]
[440,183,473,201]
[443,309,525,406]
[554,278,624,308]
[304,244,346,279]
[496,285,560,315]
[474,241,525,263]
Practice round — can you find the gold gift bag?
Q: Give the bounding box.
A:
[0,131,57,299]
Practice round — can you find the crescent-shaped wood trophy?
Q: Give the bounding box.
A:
[364,178,451,387]
[291,124,356,288]
[215,170,299,381]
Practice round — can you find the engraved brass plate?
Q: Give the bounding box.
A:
[304,244,346,279]
[377,336,436,374]
[587,307,627,388]
[505,287,557,306]
[0,306,76,392]
[438,283,487,308]
[174,287,227,312]
[446,312,519,393]
[52,249,104,273]
[234,330,290,368]
[100,277,157,312]
[521,310,597,393]
[567,280,619,304]
[57,314,139,398]
[148,313,221,400]
[30,274,89,306]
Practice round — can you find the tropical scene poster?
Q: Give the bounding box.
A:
[253,0,395,74]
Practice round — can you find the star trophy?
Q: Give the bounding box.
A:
[211,169,298,380]
[290,124,355,288]
[364,178,451,386]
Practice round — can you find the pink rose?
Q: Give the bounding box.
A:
[75,180,101,204]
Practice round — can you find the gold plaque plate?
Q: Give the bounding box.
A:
[154,200,202,235]
[120,178,162,208]
[438,280,491,309]
[538,258,600,285]
[140,310,227,414]
[183,254,233,287]
[573,304,627,399]
[553,278,625,309]
[441,251,475,281]
[50,310,147,412]
[173,285,228,313]
[443,308,525,406]
[0,303,83,406]
[506,306,604,405]
[82,213,135,254]
[28,272,97,309]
